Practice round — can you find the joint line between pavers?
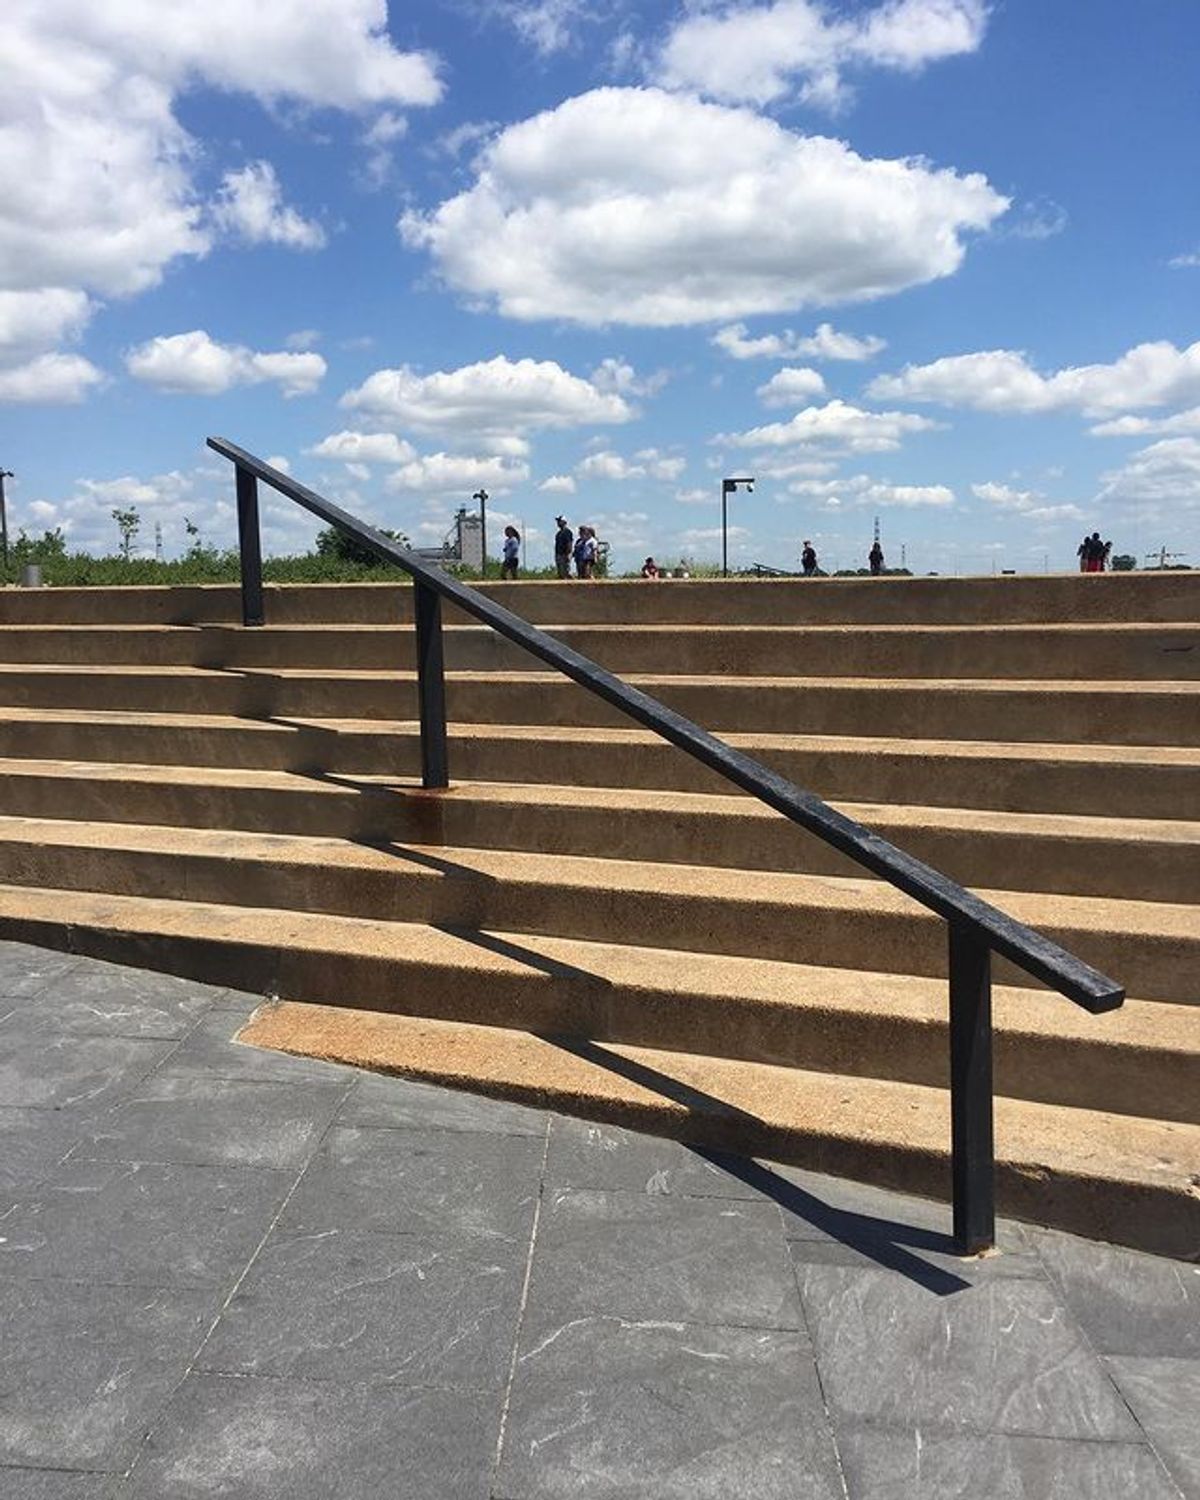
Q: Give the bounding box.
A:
[113,1069,360,1485]
[489,1111,552,1498]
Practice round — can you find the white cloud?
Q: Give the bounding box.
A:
[577,449,686,482]
[726,399,939,452]
[385,453,530,495]
[788,474,954,508]
[539,474,577,494]
[1169,250,1200,269]
[126,330,326,397]
[361,110,408,188]
[341,355,634,434]
[1090,407,1200,439]
[971,481,1083,523]
[1096,438,1200,514]
[675,487,713,505]
[493,0,599,54]
[213,162,326,251]
[0,2,440,387]
[868,340,1200,417]
[0,288,103,402]
[0,289,93,363]
[400,88,1007,328]
[1005,196,1068,241]
[656,0,988,109]
[590,357,671,398]
[309,431,418,465]
[284,329,321,351]
[0,352,104,404]
[757,367,826,406]
[713,321,887,361]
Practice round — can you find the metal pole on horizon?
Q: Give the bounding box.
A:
[473,488,489,578]
[0,468,12,573]
[721,477,754,577]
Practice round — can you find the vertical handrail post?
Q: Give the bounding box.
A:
[414,580,449,789]
[236,464,265,627]
[949,923,995,1254]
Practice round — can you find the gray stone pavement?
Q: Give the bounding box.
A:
[0,939,1196,1499]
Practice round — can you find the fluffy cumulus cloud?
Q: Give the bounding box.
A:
[308,431,417,465]
[400,88,1007,327]
[726,399,940,451]
[0,350,103,404]
[0,288,103,403]
[340,355,634,434]
[0,1,440,396]
[788,473,954,508]
[385,452,530,495]
[713,321,886,361]
[757,367,827,406]
[576,449,686,482]
[656,0,989,109]
[868,340,1200,417]
[1096,438,1200,515]
[970,481,1083,523]
[125,330,327,397]
[1090,407,1200,439]
[213,162,326,251]
[539,474,577,494]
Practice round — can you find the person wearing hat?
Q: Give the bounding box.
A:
[554,515,574,579]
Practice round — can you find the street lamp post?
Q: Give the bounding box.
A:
[472,488,488,578]
[0,468,12,574]
[721,476,754,578]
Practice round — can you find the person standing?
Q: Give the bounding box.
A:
[553,516,573,579]
[574,525,596,579]
[868,539,884,575]
[501,525,520,580]
[801,540,818,577]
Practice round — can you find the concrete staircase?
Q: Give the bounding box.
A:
[0,574,1197,1256]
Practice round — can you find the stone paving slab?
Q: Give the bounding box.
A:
[0,939,1195,1499]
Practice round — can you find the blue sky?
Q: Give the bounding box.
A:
[1,0,1198,574]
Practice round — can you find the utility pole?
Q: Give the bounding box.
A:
[0,468,12,574]
[154,522,164,563]
[472,489,489,578]
[721,476,754,577]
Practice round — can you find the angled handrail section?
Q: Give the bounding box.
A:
[209,436,1125,1254]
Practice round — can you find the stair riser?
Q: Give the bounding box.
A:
[0,672,1194,745]
[1,895,1191,1122]
[0,768,1191,904]
[5,717,1194,822]
[2,574,1196,626]
[0,828,1189,1003]
[1,626,1196,680]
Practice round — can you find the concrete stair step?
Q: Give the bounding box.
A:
[236,1003,1200,1259]
[237,1003,1199,1259]
[0,874,1193,1127]
[3,708,1195,820]
[0,621,1195,680]
[1,574,1196,626]
[0,664,1196,743]
[0,797,1191,1001]
[0,755,1193,908]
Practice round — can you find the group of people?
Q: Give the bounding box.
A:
[553,516,599,579]
[1077,531,1113,572]
[800,540,886,577]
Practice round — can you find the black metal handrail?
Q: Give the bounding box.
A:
[209,437,1124,1254]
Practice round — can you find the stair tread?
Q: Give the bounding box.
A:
[237,1003,1200,1196]
[2,704,1198,763]
[2,705,1197,765]
[0,755,1195,854]
[0,847,1192,1049]
[0,662,1196,692]
[0,620,1194,636]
